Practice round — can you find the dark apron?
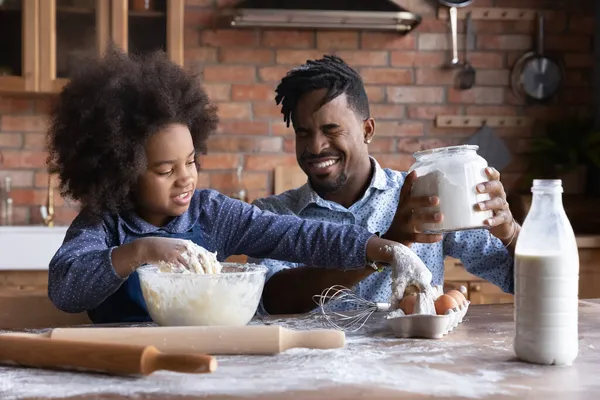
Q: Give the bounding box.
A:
[87,223,205,324]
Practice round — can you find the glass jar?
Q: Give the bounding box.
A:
[226,165,247,202]
[513,179,579,366]
[407,145,493,233]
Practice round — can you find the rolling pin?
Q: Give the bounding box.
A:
[9,325,345,355]
[0,334,217,376]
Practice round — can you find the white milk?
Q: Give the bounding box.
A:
[514,252,579,365]
[513,179,579,366]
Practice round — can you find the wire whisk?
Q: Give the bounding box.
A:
[312,285,391,332]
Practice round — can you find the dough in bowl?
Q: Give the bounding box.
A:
[156,240,223,274]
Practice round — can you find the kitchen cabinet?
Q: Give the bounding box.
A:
[0,0,184,94]
[0,270,47,292]
[110,0,184,68]
[443,257,515,305]
[0,0,39,92]
[0,290,90,328]
[39,0,110,93]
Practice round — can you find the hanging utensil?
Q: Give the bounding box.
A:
[510,13,564,102]
[439,0,474,68]
[457,11,476,89]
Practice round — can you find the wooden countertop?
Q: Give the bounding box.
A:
[1,301,599,399]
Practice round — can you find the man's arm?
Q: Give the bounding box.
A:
[444,229,514,294]
[261,260,376,315]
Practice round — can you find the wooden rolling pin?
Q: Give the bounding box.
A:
[11,325,345,355]
[0,334,217,376]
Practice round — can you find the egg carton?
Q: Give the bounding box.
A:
[385,301,470,339]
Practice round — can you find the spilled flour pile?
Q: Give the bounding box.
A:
[387,243,437,315]
[156,240,222,274]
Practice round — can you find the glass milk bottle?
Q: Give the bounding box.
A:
[514,179,579,365]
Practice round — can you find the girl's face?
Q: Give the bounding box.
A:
[135,123,198,226]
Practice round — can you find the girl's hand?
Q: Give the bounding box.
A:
[111,237,189,278]
[136,237,189,266]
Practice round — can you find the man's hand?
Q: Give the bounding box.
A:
[476,167,518,242]
[382,170,444,247]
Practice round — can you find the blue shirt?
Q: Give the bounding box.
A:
[48,189,374,323]
[251,158,514,311]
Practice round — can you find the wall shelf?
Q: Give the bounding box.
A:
[56,6,95,15]
[435,115,534,128]
[129,10,165,17]
[437,7,554,21]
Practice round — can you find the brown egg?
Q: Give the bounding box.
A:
[434,294,458,315]
[446,289,467,307]
[399,294,417,315]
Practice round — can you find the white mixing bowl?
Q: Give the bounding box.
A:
[137,263,268,327]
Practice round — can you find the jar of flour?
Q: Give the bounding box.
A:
[408,145,493,233]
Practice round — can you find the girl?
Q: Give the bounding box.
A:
[46,47,409,324]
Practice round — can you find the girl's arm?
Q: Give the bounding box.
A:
[48,212,127,313]
[200,190,395,269]
[48,212,177,313]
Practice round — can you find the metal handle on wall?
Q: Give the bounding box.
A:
[450,7,459,65]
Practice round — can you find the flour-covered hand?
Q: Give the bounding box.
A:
[135,237,190,269]
[388,243,433,305]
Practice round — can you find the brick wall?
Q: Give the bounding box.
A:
[0,0,594,225]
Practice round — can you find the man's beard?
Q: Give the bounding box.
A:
[309,172,348,195]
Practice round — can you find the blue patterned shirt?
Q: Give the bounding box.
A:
[251,158,514,311]
[48,189,374,315]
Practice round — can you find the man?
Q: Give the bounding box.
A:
[251,55,520,315]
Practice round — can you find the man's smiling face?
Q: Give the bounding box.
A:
[293,88,373,195]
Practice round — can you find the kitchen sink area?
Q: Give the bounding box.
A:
[0,226,67,270]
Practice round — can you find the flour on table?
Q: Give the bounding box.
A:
[156,240,222,274]
[387,243,436,315]
[0,314,535,400]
